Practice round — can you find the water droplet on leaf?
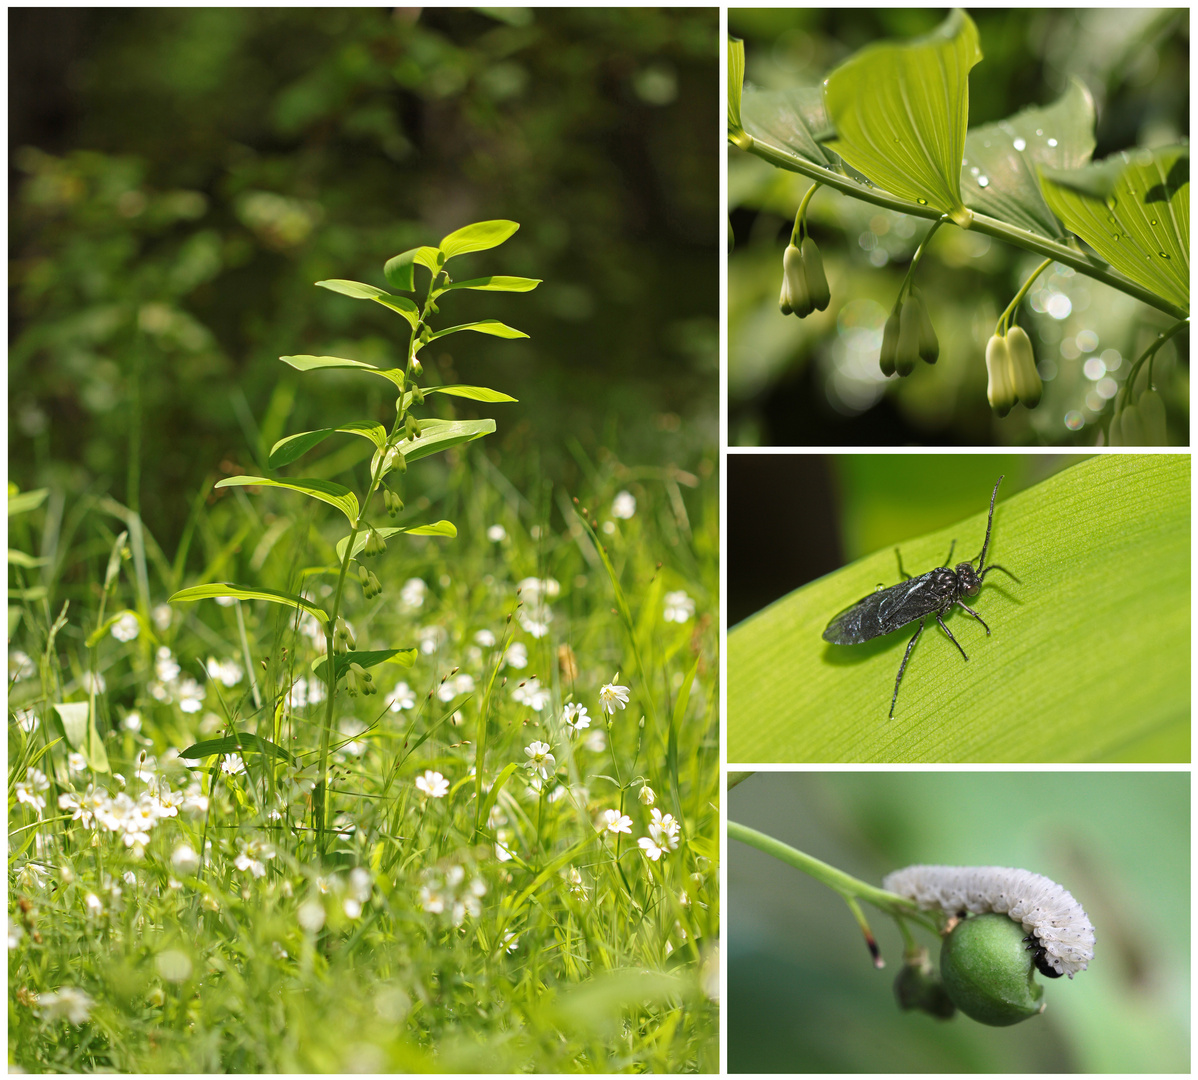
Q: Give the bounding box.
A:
[1150,219,1158,226]
[1013,138,1026,151]
[916,198,928,205]
[1047,138,1058,147]
[977,176,989,187]
[1159,252,1170,259]
[1035,129,1044,137]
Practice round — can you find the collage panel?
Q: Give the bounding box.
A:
[726,770,1189,1072]
[728,8,1188,448]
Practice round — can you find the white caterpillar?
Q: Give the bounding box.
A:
[883,865,1095,979]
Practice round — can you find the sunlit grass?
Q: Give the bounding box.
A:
[8,448,719,1072]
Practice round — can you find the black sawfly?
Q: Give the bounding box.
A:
[822,476,1017,718]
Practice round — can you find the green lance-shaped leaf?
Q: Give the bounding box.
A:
[215,475,360,526]
[439,219,520,260]
[8,487,50,516]
[53,701,110,772]
[426,384,517,403]
[279,354,406,391]
[269,421,388,469]
[169,582,330,626]
[823,9,982,227]
[428,319,528,341]
[962,78,1096,240]
[401,417,497,463]
[314,279,421,327]
[335,520,457,562]
[728,37,747,144]
[441,275,541,293]
[313,648,418,684]
[178,731,297,765]
[383,246,442,293]
[1039,145,1189,312]
[741,85,840,169]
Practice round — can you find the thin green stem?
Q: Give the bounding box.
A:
[996,257,1053,335]
[791,182,821,245]
[737,135,1188,321]
[1119,318,1190,410]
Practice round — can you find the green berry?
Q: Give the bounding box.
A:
[940,913,1045,1026]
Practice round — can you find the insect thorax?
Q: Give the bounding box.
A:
[953,562,980,595]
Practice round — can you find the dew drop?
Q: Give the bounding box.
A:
[1150,219,1158,226]
[1013,138,1026,151]
[977,176,990,187]
[970,166,979,176]
[1035,129,1044,137]
[1047,138,1058,147]
[916,198,928,205]
[1107,215,1117,224]
[1159,252,1170,259]
[1111,233,1120,240]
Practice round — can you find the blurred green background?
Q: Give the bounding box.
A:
[728,772,1190,1072]
[728,8,1189,446]
[10,7,718,555]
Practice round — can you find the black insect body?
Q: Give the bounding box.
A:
[822,476,1016,718]
[1024,933,1064,979]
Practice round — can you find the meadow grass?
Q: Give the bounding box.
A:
[8,442,719,1071]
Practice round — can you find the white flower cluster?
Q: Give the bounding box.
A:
[418,863,487,927]
[149,646,205,713]
[516,577,560,639]
[637,808,681,861]
[58,777,207,855]
[14,767,50,816]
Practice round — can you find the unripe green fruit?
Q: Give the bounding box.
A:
[894,951,956,1020]
[1006,325,1041,408]
[940,913,1045,1026]
[896,297,921,377]
[879,308,902,377]
[800,237,831,314]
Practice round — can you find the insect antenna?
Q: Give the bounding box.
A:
[972,475,1020,584]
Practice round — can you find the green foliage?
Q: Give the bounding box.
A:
[728,454,1189,762]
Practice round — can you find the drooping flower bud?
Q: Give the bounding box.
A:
[1117,401,1145,446]
[346,662,376,697]
[358,565,383,600]
[799,237,831,314]
[410,384,425,406]
[382,488,404,517]
[895,295,922,377]
[939,913,1045,1026]
[1137,389,1167,445]
[334,616,355,654]
[985,333,1015,417]
[411,357,423,377]
[1006,326,1041,409]
[363,527,387,558]
[910,287,939,364]
[404,414,421,442]
[779,243,811,318]
[879,307,902,377]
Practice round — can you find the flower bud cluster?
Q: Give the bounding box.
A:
[778,237,831,319]
[1108,388,1167,446]
[879,288,938,377]
[333,616,355,654]
[985,325,1041,416]
[345,662,377,697]
[363,527,387,557]
[382,488,404,517]
[359,564,383,600]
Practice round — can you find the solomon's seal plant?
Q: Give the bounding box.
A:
[169,218,538,852]
[729,11,1188,443]
[729,822,1093,1027]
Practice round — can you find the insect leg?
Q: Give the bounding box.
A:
[942,539,956,566]
[889,618,926,718]
[954,600,992,635]
[934,613,970,662]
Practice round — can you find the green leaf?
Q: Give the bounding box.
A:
[401,418,496,463]
[383,246,441,292]
[727,455,1189,763]
[823,9,982,226]
[335,520,457,562]
[314,279,420,327]
[169,582,328,626]
[313,647,417,684]
[442,275,541,293]
[741,85,840,169]
[728,37,746,139]
[8,549,47,568]
[439,220,520,260]
[426,384,517,403]
[53,701,109,772]
[429,319,528,341]
[962,77,1096,240]
[178,731,297,765]
[268,422,387,468]
[8,488,49,516]
[1039,145,1189,312]
[215,475,360,525]
[279,354,406,390]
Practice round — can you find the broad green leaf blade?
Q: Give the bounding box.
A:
[398,417,495,464]
[962,77,1096,240]
[1039,145,1189,312]
[335,520,457,562]
[269,422,387,468]
[178,732,297,764]
[215,475,360,525]
[8,488,49,516]
[728,37,746,139]
[314,279,420,326]
[727,455,1188,763]
[442,275,541,293]
[429,319,528,341]
[741,85,840,168]
[170,582,329,625]
[279,354,406,390]
[823,8,981,226]
[313,647,418,683]
[53,701,111,772]
[426,384,517,403]
[383,246,440,292]
[439,220,519,260]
